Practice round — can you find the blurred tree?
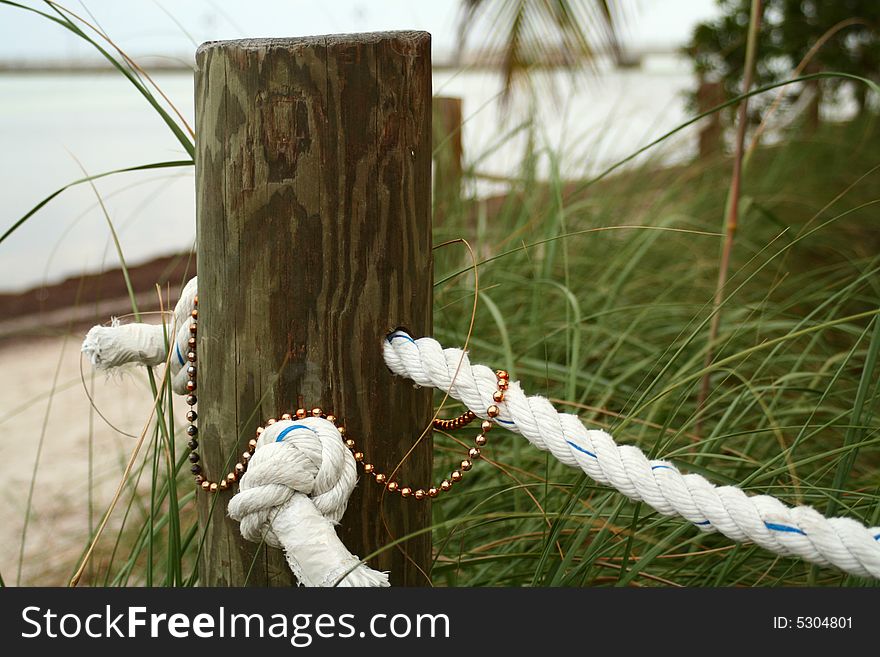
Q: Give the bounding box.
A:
[457,0,622,98]
[685,0,880,125]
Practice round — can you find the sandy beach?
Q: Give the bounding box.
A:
[0,330,190,585]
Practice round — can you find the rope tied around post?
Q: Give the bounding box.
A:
[82,278,880,582]
[81,277,388,587]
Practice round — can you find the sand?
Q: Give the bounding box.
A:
[0,331,190,586]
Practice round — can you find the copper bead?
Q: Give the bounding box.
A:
[354,452,364,462]
[428,487,439,498]
[375,473,386,485]
[295,408,307,419]
[493,391,504,402]
[460,459,472,471]
[468,447,481,459]
[363,463,374,474]
[487,405,500,417]
[451,471,462,482]
[414,489,425,500]
[281,413,292,421]
[440,480,452,492]
[387,482,399,493]
[400,487,412,498]
[475,434,488,447]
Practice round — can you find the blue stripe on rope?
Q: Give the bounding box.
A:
[565,439,597,459]
[875,533,880,541]
[496,417,515,426]
[387,332,415,344]
[695,520,711,526]
[651,464,673,471]
[275,424,316,442]
[175,342,185,366]
[764,522,806,536]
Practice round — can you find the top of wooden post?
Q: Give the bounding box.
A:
[196,31,430,58]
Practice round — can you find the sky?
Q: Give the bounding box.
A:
[0,0,720,64]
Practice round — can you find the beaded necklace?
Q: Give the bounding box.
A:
[184,295,509,498]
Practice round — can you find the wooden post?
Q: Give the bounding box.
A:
[194,32,433,586]
[431,96,463,223]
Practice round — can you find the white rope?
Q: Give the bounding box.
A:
[383,330,880,579]
[82,277,198,395]
[81,277,388,587]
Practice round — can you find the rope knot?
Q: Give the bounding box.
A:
[229,417,356,547]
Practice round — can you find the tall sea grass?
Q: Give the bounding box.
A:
[2,1,878,587]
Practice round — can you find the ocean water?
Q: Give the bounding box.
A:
[0,60,699,293]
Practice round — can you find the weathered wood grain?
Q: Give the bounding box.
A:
[195,32,433,586]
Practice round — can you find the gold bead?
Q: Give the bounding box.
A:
[475,434,488,447]
[296,408,307,419]
[209,483,218,493]
[226,472,237,483]
[440,480,452,492]
[493,390,504,402]
[281,413,292,420]
[201,481,210,491]
[414,489,425,500]
[363,463,374,474]
[267,418,277,425]
[487,405,500,417]
[428,487,439,498]
[375,473,386,485]
[256,426,265,435]
[387,482,399,493]
[338,426,346,436]
[451,470,462,482]
[326,414,336,424]
[248,439,258,450]
[498,380,509,390]
[496,369,508,379]
[345,439,356,449]
[219,480,228,490]
[311,407,323,417]
[460,459,472,471]
[354,452,364,462]
[468,447,481,459]
[481,420,493,432]
[191,309,199,319]
[400,487,412,497]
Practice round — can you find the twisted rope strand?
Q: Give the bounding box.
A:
[383,331,880,579]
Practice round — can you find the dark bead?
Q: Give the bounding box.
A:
[186,365,196,377]
[185,394,197,406]
[190,464,202,474]
[189,452,200,463]
[187,438,198,450]
[186,425,198,437]
[186,410,197,422]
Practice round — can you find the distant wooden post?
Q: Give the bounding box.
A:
[432,96,463,223]
[194,32,433,586]
[697,79,725,159]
